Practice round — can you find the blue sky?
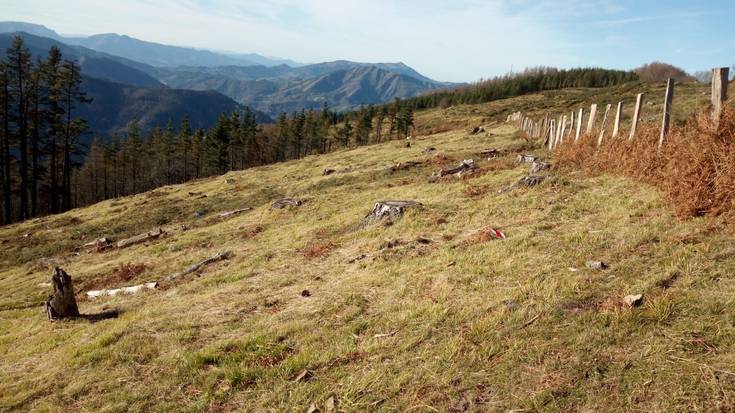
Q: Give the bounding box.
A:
[2,0,734,82]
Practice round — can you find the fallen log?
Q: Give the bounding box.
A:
[429,160,477,182]
[386,160,423,172]
[470,126,485,135]
[479,148,501,158]
[86,282,159,299]
[365,200,421,223]
[218,208,252,218]
[82,237,114,252]
[117,228,164,249]
[44,267,79,320]
[272,198,303,209]
[164,251,233,281]
[322,168,336,175]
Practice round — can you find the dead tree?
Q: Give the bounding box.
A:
[44,268,79,320]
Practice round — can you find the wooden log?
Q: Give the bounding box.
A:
[659,78,675,147]
[218,208,252,218]
[575,108,584,142]
[586,104,598,134]
[629,93,644,140]
[117,228,164,249]
[438,159,477,177]
[272,198,303,209]
[712,67,729,128]
[612,101,623,138]
[597,104,612,146]
[86,282,159,299]
[365,200,421,223]
[83,237,114,252]
[44,267,79,320]
[164,251,234,281]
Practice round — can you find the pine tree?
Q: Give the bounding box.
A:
[6,36,32,220]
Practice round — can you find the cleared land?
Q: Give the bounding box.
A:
[2,82,735,412]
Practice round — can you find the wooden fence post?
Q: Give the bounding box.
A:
[575,108,584,142]
[659,78,674,147]
[567,111,575,138]
[629,93,644,140]
[556,116,563,147]
[586,104,598,134]
[712,67,729,129]
[612,101,623,138]
[597,104,612,146]
[548,120,555,150]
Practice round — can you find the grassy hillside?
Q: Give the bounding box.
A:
[2,81,734,412]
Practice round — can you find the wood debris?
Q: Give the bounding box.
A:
[164,250,233,281]
[117,228,164,249]
[86,282,159,299]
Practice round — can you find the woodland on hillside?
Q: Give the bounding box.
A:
[2,37,668,225]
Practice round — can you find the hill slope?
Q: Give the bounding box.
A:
[1,84,733,412]
[79,77,268,137]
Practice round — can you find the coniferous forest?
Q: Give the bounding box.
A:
[1,37,639,225]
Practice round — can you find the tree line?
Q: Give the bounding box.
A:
[395,67,639,111]
[73,98,415,210]
[0,36,88,225]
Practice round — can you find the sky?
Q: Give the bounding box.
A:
[2,0,734,82]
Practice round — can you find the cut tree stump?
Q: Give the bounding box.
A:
[86,282,159,299]
[529,161,551,174]
[164,251,233,281]
[117,228,164,249]
[272,198,303,209]
[322,168,336,175]
[44,267,79,320]
[512,175,546,190]
[365,201,421,223]
[218,208,252,218]
[516,154,538,164]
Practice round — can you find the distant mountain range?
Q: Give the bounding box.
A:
[0,22,456,137]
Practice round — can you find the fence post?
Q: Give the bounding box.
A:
[575,108,584,142]
[597,104,612,146]
[612,101,623,138]
[586,104,598,134]
[629,93,644,140]
[712,67,729,129]
[659,78,674,147]
[556,115,563,147]
[548,120,555,150]
[567,111,575,138]
[560,115,567,144]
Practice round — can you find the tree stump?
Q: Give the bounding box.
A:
[365,201,421,223]
[529,161,551,174]
[272,198,303,209]
[516,154,538,164]
[44,267,79,320]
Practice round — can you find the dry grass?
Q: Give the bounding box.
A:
[556,102,735,218]
[2,83,735,412]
